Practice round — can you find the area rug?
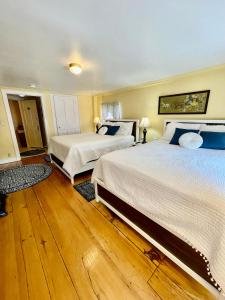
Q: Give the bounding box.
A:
[20,149,45,157]
[0,164,52,194]
[74,180,95,202]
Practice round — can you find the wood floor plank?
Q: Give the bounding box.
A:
[25,187,79,300]
[91,200,115,222]
[10,190,51,300]
[92,200,163,266]
[0,197,20,300]
[148,257,216,300]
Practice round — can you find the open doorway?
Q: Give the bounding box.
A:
[7,94,48,158]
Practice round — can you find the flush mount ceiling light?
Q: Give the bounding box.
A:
[29,83,36,88]
[69,63,82,75]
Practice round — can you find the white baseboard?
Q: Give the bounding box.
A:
[0,157,20,165]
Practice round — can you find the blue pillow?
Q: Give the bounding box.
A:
[106,125,120,136]
[97,125,120,135]
[200,131,225,150]
[170,128,199,145]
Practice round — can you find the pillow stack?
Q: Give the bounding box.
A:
[97,124,120,136]
[164,122,225,150]
[98,121,133,136]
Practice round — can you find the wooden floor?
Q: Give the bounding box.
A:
[0,156,216,300]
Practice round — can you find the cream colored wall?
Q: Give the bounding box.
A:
[97,65,225,141]
[0,88,93,161]
[78,95,94,132]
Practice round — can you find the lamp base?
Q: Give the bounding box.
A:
[142,128,147,144]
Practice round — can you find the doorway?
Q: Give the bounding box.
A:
[2,90,48,160]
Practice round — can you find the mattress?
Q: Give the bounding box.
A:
[92,140,225,292]
[48,132,134,176]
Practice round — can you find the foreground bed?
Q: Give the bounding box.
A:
[49,119,138,184]
[93,119,225,298]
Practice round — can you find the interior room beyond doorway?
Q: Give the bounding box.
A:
[8,94,48,157]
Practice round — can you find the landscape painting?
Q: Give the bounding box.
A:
[158,90,210,114]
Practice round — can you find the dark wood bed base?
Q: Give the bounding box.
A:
[97,184,218,289]
[51,153,64,169]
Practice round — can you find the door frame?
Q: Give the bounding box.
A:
[1,89,49,162]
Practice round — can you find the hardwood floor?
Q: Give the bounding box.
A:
[0,156,216,300]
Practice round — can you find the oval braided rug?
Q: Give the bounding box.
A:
[0,164,52,194]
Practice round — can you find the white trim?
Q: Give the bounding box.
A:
[0,157,20,165]
[50,94,58,135]
[1,89,49,162]
[94,179,219,297]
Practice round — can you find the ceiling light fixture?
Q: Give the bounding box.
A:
[29,83,36,88]
[69,63,82,75]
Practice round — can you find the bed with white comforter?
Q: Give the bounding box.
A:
[49,133,134,177]
[92,140,225,291]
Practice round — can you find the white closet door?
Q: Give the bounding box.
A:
[53,95,80,135]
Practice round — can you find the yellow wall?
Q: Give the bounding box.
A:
[96,65,225,141]
[78,95,94,132]
[0,88,93,161]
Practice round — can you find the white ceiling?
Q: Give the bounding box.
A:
[0,0,225,94]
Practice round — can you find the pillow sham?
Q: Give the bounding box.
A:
[170,128,199,145]
[200,131,225,150]
[200,124,225,132]
[179,132,203,149]
[105,125,120,136]
[163,122,201,141]
[114,122,133,136]
[97,126,108,135]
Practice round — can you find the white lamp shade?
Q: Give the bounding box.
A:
[140,117,150,128]
[94,117,100,124]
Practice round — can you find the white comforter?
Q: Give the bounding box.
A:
[48,133,134,177]
[92,140,225,291]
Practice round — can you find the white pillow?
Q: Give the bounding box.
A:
[179,132,203,149]
[117,122,133,136]
[163,122,201,141]
[98,126,108,135]
[200,124,225,132]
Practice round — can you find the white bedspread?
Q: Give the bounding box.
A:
[48,133,134,177]
[92,140,225,291]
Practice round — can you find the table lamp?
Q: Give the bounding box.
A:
[140,117,150,144]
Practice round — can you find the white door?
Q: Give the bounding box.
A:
[53,95,80,135]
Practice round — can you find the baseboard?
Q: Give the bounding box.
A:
[0,157,20,165]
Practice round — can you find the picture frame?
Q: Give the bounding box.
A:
[158,90,210,115]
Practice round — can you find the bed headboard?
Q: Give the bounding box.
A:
[108,119,139,141]
[163,119,225,132]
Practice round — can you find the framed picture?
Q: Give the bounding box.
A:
[158,90,210,115]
